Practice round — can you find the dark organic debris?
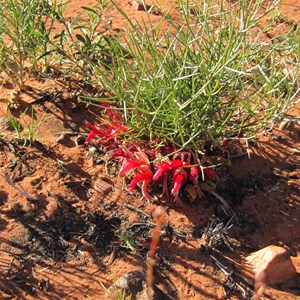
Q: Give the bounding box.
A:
[10,201,121,262]
[201,216,235,251]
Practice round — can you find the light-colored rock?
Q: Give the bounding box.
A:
[247,245,300,299]
[132,1,152,12]
[93,177,114,197]
[106,269,171,300]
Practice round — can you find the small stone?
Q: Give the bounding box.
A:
[106,269,171,300]
[93,178,114,197]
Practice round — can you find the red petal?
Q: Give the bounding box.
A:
[170,160,184,168]
[134,151,150,166]
[204,168,217,180]
[119,159,145,175]
[171,168,187,195]
[190,166,200,181]
[111,121,128,132]
[128,167,153,192]
[141,179,153,202]
[85,122,117,144]
[85,129,102,144]
[85,123,97,130]
[128,173,143,191]
[153,163,171,180]
[153,160,183,181]
[119,152,150,176]
[171,174,185,194]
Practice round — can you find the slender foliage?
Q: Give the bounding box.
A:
[85,0,299,152]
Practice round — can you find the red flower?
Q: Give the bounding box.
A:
[128,165,153,202]
[153,160,183,181]
[85,121,128,145]
[171,168,187,195]
[85,123,105,144]
[203,168,217,181]
[119,151,154,202]
[170,168,187,206]
[119,151,150,175]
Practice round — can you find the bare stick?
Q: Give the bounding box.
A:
[1,172,36,201]
[146,206,167,300]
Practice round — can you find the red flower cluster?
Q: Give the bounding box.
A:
[84,104,220,205]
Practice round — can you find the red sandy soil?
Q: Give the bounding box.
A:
[0,1,300,299]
